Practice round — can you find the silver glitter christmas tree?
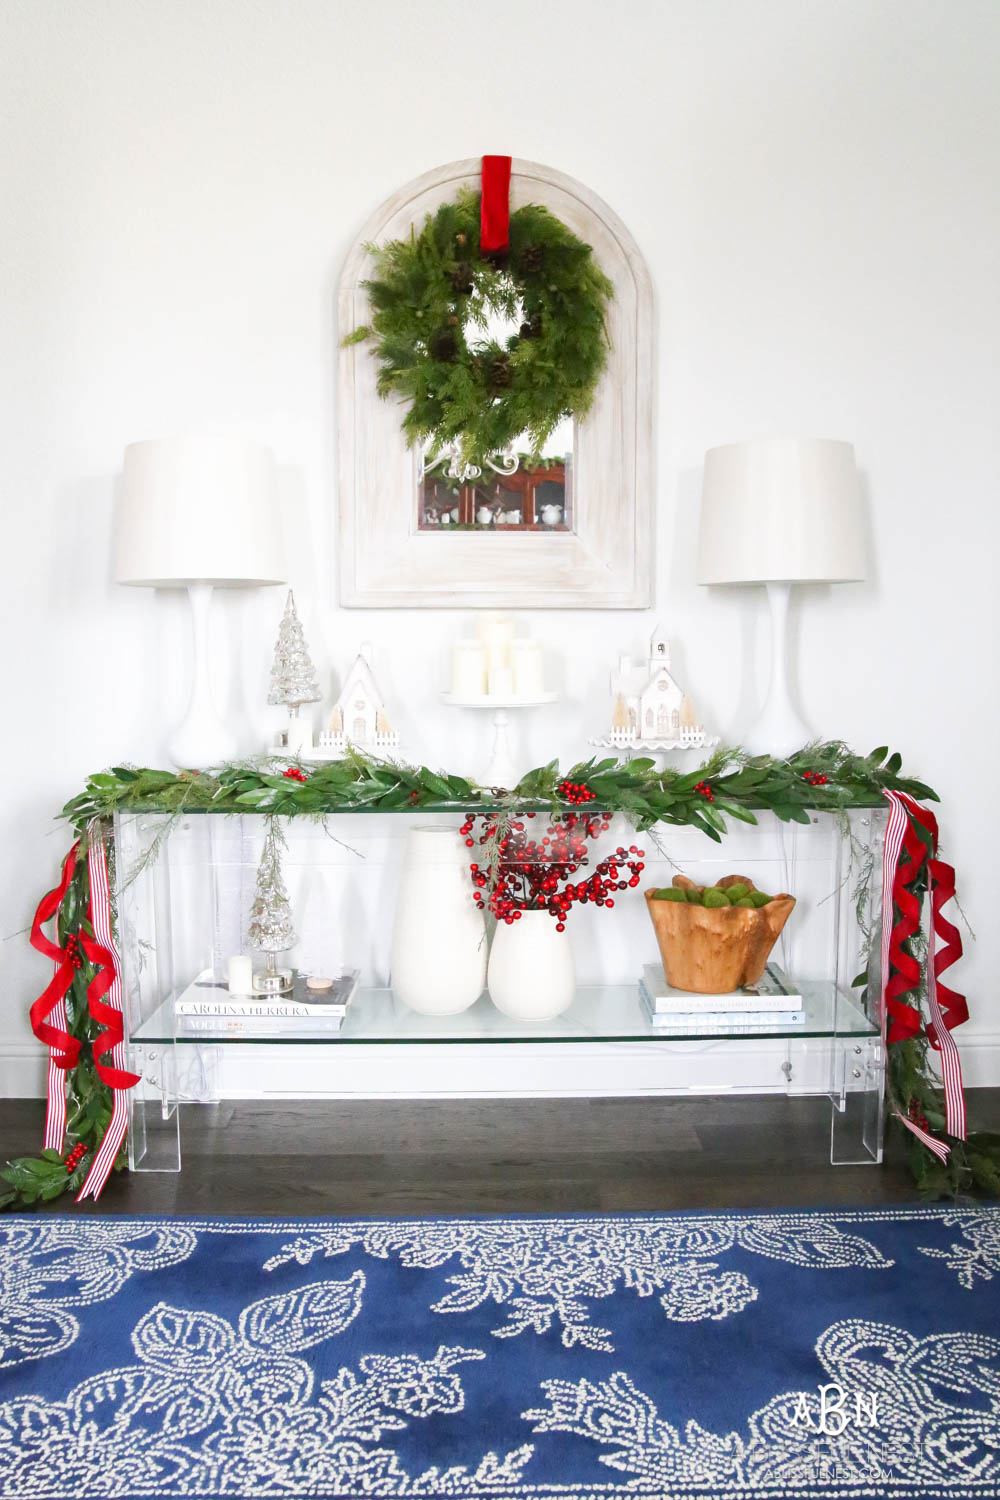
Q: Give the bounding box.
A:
[248,824,296,962]
[267,590,320,713]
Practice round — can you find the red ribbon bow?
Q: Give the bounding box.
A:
[480,155,512,253]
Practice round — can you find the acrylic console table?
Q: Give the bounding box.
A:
[114,805,887,1178]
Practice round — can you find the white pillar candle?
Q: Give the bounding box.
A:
[227,955,254,994]
[476,611,512,642]
[451,640,487,697]
[477,612,514,674]
[512,640,545,697]
[286,716,312,755]
[488,665,515,697]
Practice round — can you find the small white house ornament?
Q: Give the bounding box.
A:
[317,644,400,756]
[592,626,719,753]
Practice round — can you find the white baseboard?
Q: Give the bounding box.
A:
[0,1044,46,1099]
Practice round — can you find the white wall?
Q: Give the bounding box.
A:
[2,0,998,1094]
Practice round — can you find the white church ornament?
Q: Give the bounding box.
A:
[591,627,719,753]
[316,645,400,758]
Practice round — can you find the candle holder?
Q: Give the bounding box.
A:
[442,690,557,790]
[252,952,294,996]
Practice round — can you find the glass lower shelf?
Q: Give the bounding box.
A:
[131,981,876,1046]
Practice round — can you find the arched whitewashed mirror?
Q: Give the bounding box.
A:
[338,158,653,608]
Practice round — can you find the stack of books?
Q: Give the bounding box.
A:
[638,964,804,1033]
[176,970,359,1036]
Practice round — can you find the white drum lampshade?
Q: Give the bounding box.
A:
[697,438,866,755]
[116,437,286,767]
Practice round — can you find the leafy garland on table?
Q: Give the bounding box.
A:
[3,741,994,1210]
[344,189,613,467]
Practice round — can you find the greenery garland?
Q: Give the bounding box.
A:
[4,741,994,1210]
[344,189,614,466]
[0,852,123,1209]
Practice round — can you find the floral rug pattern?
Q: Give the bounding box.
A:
[1,1208,998,1497]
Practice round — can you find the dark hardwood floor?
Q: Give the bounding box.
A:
[4,1090,998,1215]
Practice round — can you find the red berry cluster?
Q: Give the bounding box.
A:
[65,1142,87,1175]
[461,813,644,932]
[802,770,829,786]
[694,781,714,802]
[907,1096,930,1133]
[64,933,84,971]
[283,767,307,783]
[556,779,597,805]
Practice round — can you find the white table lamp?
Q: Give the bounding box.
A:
[116,437,285,767]
[697,438,866,756]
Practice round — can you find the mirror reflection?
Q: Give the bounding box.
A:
[417,300,574,534]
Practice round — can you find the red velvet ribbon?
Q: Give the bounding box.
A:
[79,927,140,1090]
[885,816,926,1043]
[898,795,969,1045]
[886,795,968,1047]
[30,840,139,1090]
[481,155,512,252]
[29,843,83,1069]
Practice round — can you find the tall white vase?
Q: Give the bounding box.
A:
[487,910,575,1021]
[390,827,486,1015]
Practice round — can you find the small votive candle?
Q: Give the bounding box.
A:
[451,641,487,697]
[512,639,544,697]
[488,665,515,697]
[227,955,254,994]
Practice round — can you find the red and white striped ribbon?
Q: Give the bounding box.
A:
[77,835,131,1201]
[43,1001,69,1153]
[927,951,967,1142]
[878,791,908,1051]
[881,790,965,1162]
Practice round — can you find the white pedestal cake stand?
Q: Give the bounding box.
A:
[442,692,557,790]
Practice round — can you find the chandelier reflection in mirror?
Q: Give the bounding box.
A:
[419,427,572,534]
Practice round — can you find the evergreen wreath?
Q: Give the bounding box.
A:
[344,189,614,466]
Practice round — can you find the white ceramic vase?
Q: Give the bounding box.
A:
[487,910,575,1021]
[390,826,486,1015]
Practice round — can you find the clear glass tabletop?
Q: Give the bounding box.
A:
[131,980,876,1046]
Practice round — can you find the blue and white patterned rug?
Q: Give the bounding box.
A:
[2,1208,999,1497]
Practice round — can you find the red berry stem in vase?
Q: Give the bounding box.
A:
[467,810,643,928]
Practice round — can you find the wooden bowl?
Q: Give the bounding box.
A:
[644,874,795,994]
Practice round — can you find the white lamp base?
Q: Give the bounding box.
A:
[167,583,239,769]
[742,581,812,759]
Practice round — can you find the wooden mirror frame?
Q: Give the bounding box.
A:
[337,158,654,609]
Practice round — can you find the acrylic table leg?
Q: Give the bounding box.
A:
[127,1042,181,1173]
[830,1037,885,1165]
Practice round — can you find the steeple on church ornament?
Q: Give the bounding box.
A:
[591,626,719,754]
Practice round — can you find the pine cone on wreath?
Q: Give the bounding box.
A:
[521,244,544,275]
[450,262,474,295]
[431,330,459,362]
[487,352,512,390]
[518,318,542,340]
